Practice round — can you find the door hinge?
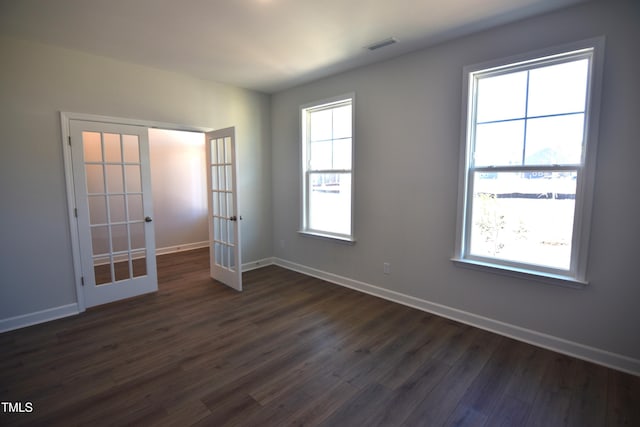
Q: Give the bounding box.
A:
[81,276,85,286]
[74,208,78,218]
[68,136,72,146]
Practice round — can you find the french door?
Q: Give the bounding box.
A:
[70,120,158,307]
[205,127,242,291]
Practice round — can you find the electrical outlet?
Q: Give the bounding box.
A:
[383,262,391,275]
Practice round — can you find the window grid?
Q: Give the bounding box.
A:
[83,131,146,284]
[301,96,354,240]
[456,42,601,283]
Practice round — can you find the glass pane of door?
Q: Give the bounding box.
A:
[82,131,147,285]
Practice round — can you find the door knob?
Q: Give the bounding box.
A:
[145,216,153,223]
[229,216,237,221]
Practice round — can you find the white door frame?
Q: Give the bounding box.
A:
[61,112,212,312]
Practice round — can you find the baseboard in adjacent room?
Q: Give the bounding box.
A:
[92,241,211,266]
[156,241,209,256]
[242,257,276,272]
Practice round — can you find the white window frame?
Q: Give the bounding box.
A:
[300,94,355,242]
[453,38,605,286]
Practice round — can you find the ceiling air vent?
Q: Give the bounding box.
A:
[366,37,398,51]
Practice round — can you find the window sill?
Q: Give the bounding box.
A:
[298,230,356,245]
[451,257,587,289]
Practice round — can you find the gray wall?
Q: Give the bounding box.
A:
[0,36,272,319]
[271,0,640,361]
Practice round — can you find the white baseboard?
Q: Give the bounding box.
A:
[156,241,209,256]
[5,257,637,376]
[242,257,276,272]
[273,257,640,377]
[0,303,80,333]
[93,241,211,266]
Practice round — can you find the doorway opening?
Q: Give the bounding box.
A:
[62,113,242,312]
[148,128,208,257]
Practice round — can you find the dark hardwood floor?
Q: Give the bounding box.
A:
[1,248,638,426]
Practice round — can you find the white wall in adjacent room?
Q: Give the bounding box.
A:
[148,128,208,251]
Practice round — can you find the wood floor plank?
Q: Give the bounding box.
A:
[565,359,608,427]
[457,337,535,419]
[1,248,638,427]
[156,398,212,427]
[445,404,489,427]
[378,315,460,389]
[367,357,452,427]
[605,369,640,427]
[524,353,576,427]
[248,345,339,406]
[401,328,503,426]
[317,383,393,427]
[484,395,531,427]
[283,378,360,426]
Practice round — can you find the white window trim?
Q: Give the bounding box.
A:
[452,37,605,287]
[299,93,356,243]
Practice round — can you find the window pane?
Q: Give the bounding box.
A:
[83,132,102,162]
[90,225,110,255]
[527,59,589,117]
[109,195,126,223]
[111,224,129,252]
[333,105,352,139]
[88,196,107,225]
[127,194,143,221]
[310,140,332,170]
[226,192,234,219]
[122,135,140,163]
[132,250,147,277]
[225,137,232,163]
[130,223,145,250]
[308,173,351,235]
[104,133,122,163]
[211,165,218,190]
[85,164,105,194]
[125,165,142,193]
[333,138,352,170]
[210,138,219,163]
[474,120,524,167]
[476,71,527,122]
[218,167,225,196]
[225,165,233,192]
[310,109,332,141]
[106,165,124,193]
[524,114,584,165]
[114,256,131,282]
[217,138,224,165]
[94,261,112,285]
[470,171,577,270]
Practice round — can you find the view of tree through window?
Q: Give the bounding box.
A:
[460,46,598,276]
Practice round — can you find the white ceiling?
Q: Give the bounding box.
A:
[0,0,589,93]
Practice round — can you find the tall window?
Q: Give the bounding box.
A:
[454,39,603,284]
[301,95,354,241]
